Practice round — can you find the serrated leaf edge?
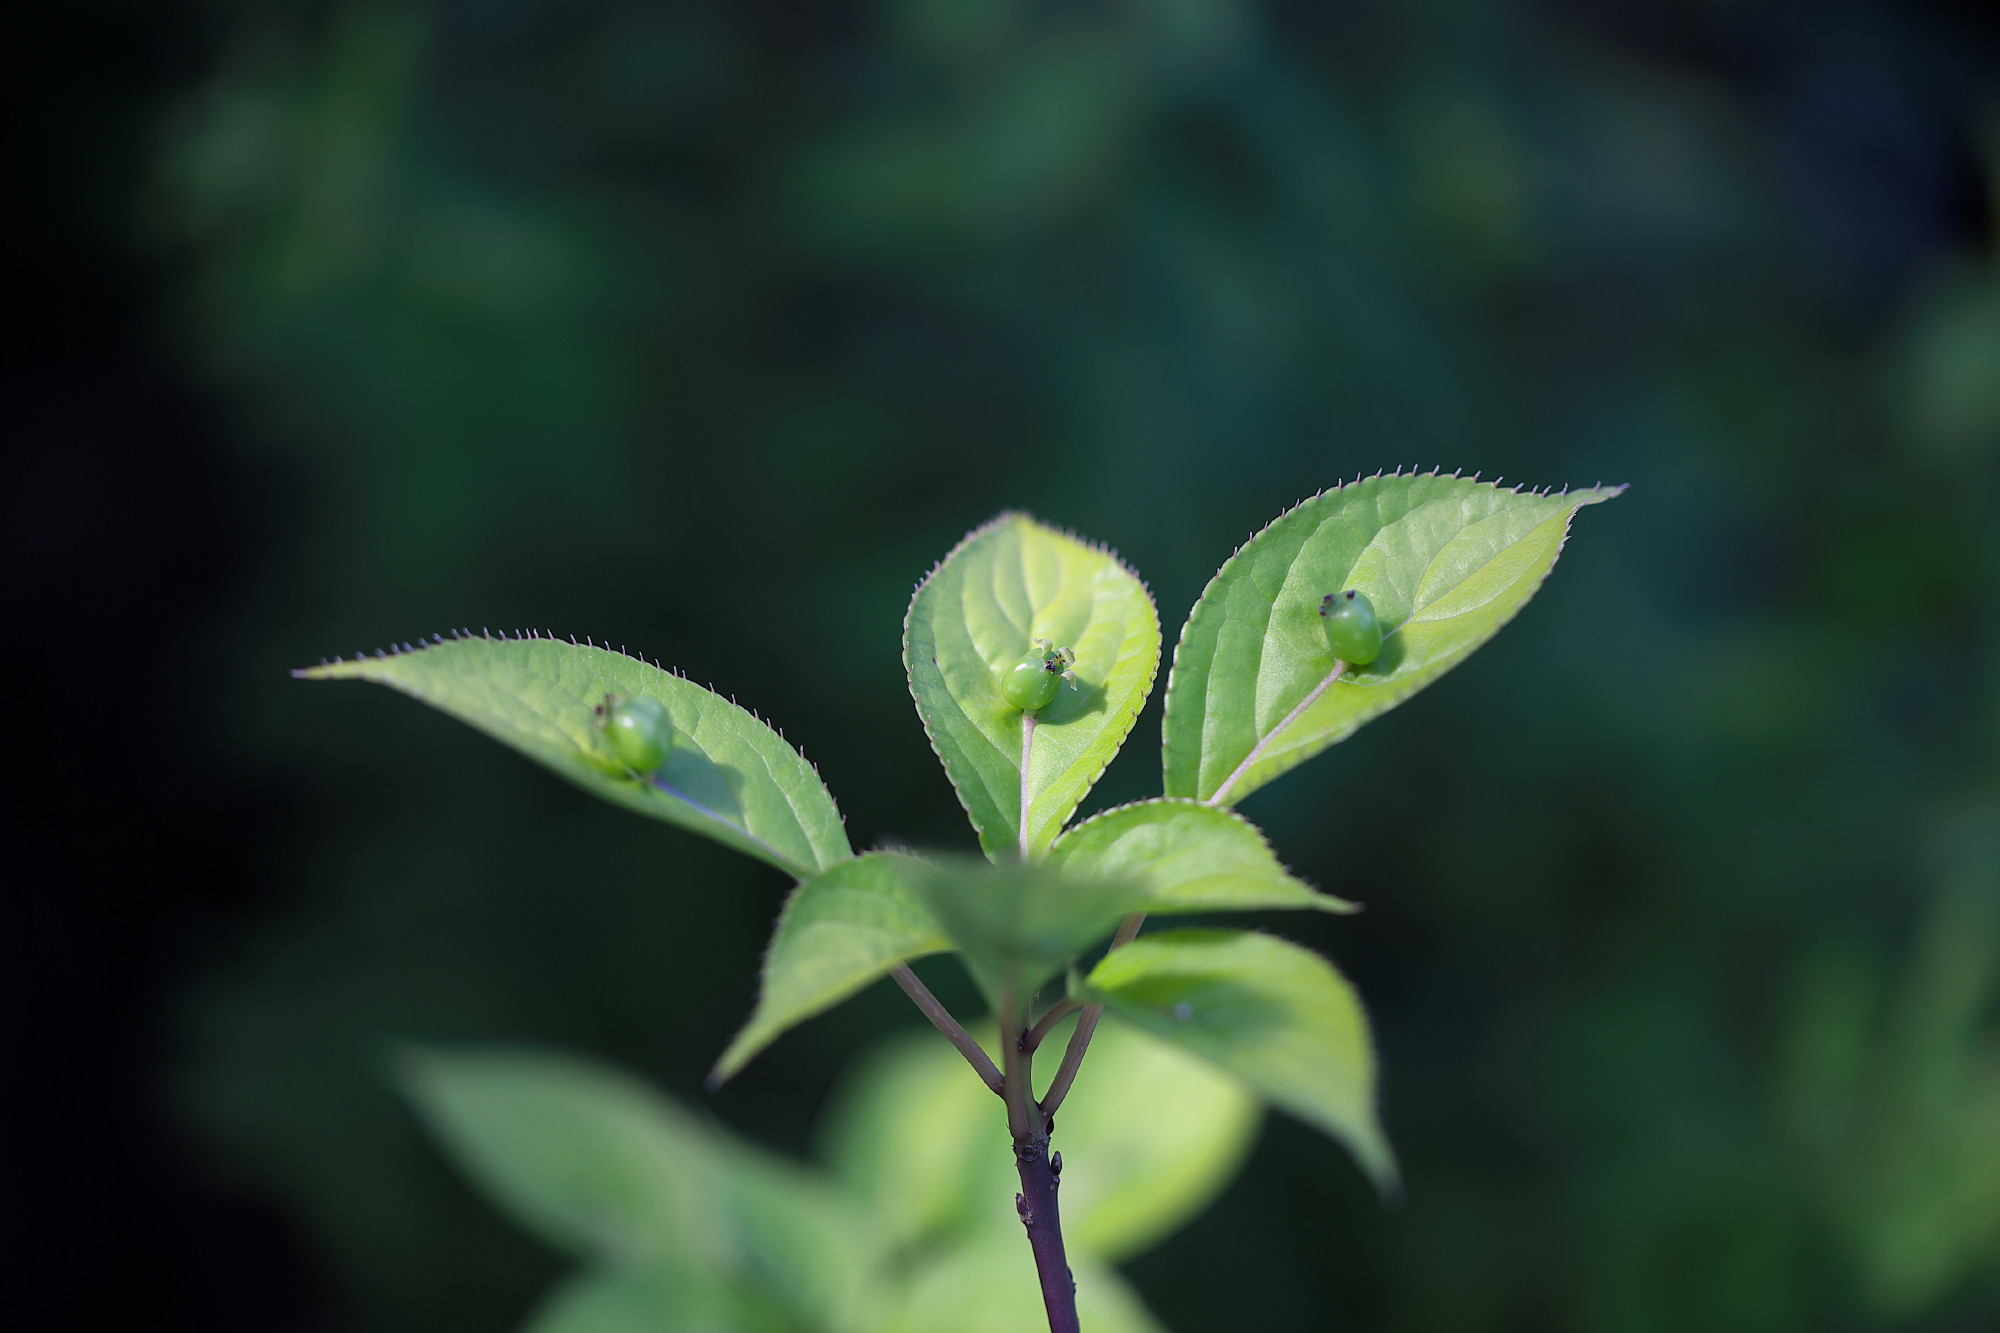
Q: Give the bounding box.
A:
[1161,471,1626,801]
[1048,796,1358,913]
[903,512,1162,860]
[709,850,947,1086]
[296,628,853,866]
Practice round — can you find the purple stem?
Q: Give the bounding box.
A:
[1014,1121,1079,1333]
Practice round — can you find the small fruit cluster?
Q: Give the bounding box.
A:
[1000,638,1079,712]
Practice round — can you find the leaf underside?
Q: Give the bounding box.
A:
[1085,928,1398,1194]
[712,852,949,1083]
[1162,472,1624,806]
[908,858,1151,1009]
[905,513,1160,862]
[298,634,851,878]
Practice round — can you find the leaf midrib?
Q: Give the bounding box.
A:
[361,649,825,879]
[1209,504,1568,802]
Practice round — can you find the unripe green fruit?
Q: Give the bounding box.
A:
[605,695,672,773]
[1002,656,1063,711]
[1320,589,1382,665]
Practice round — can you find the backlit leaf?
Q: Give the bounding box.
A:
[712,852,949,1083]
[906,514,1159,861]
[1085,929,1397,1193]
[1162,473,1623,805]
[299,634,851,878]
[1045,798,1354,915]
[909,857,1148,1009]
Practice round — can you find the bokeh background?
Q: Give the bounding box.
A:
[8,0,1999,1329]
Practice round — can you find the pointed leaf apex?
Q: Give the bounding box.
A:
[1163,474,1623,804]
[905,515,1163,861]
[298,634,851,876]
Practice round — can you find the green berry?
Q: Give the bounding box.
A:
[1320,589,1382,665]
[1002,655,1063,711]
[604,695,672,773]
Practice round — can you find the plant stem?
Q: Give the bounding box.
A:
[1000,982,1035,1139]
[1022,997,1082,1052]
[891,964,1003,1096]
[1207,660,1344,807]
[1014,1121,1078,1333]
[1001,981,1079,1333]
[1038,1006,1100,1121]
[1038,912,1145,1120]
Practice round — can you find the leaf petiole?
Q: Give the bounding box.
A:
[890,964,1003,1096]
[1037,912,1146,1119]
[1021,997,1082,1052]
[1206,660,1345,809]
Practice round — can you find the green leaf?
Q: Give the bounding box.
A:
[712,852,949,1083]
[909,857,1148,1010]
[879,1233,1168,1333]
[1084,929,1397,1193]
[1162,473,1623,805]
[820,1027,1006,1251]
[298,634,851,878]
[718,1148,883,1333]
[821,1019,1259,1263]
[1045,798,1355,915]
[520,1269,781,1333]
[905,513,1160,861]
[406,1048,881,1331]
[399,1047,724,1269]
[1775,814,2000,1316]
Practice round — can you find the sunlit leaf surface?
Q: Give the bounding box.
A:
[906,514,1159,861]
[713,852,949,1083]
[1163,473,1622,805]
[300,634,851,878]
[1046,798,1354,915]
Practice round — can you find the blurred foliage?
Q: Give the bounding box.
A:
[399,1021,1255,1331]
[123,0,2000,1329]
[1776,807,2000,1318]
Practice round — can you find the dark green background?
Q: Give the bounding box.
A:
[9,0,1998,1329]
